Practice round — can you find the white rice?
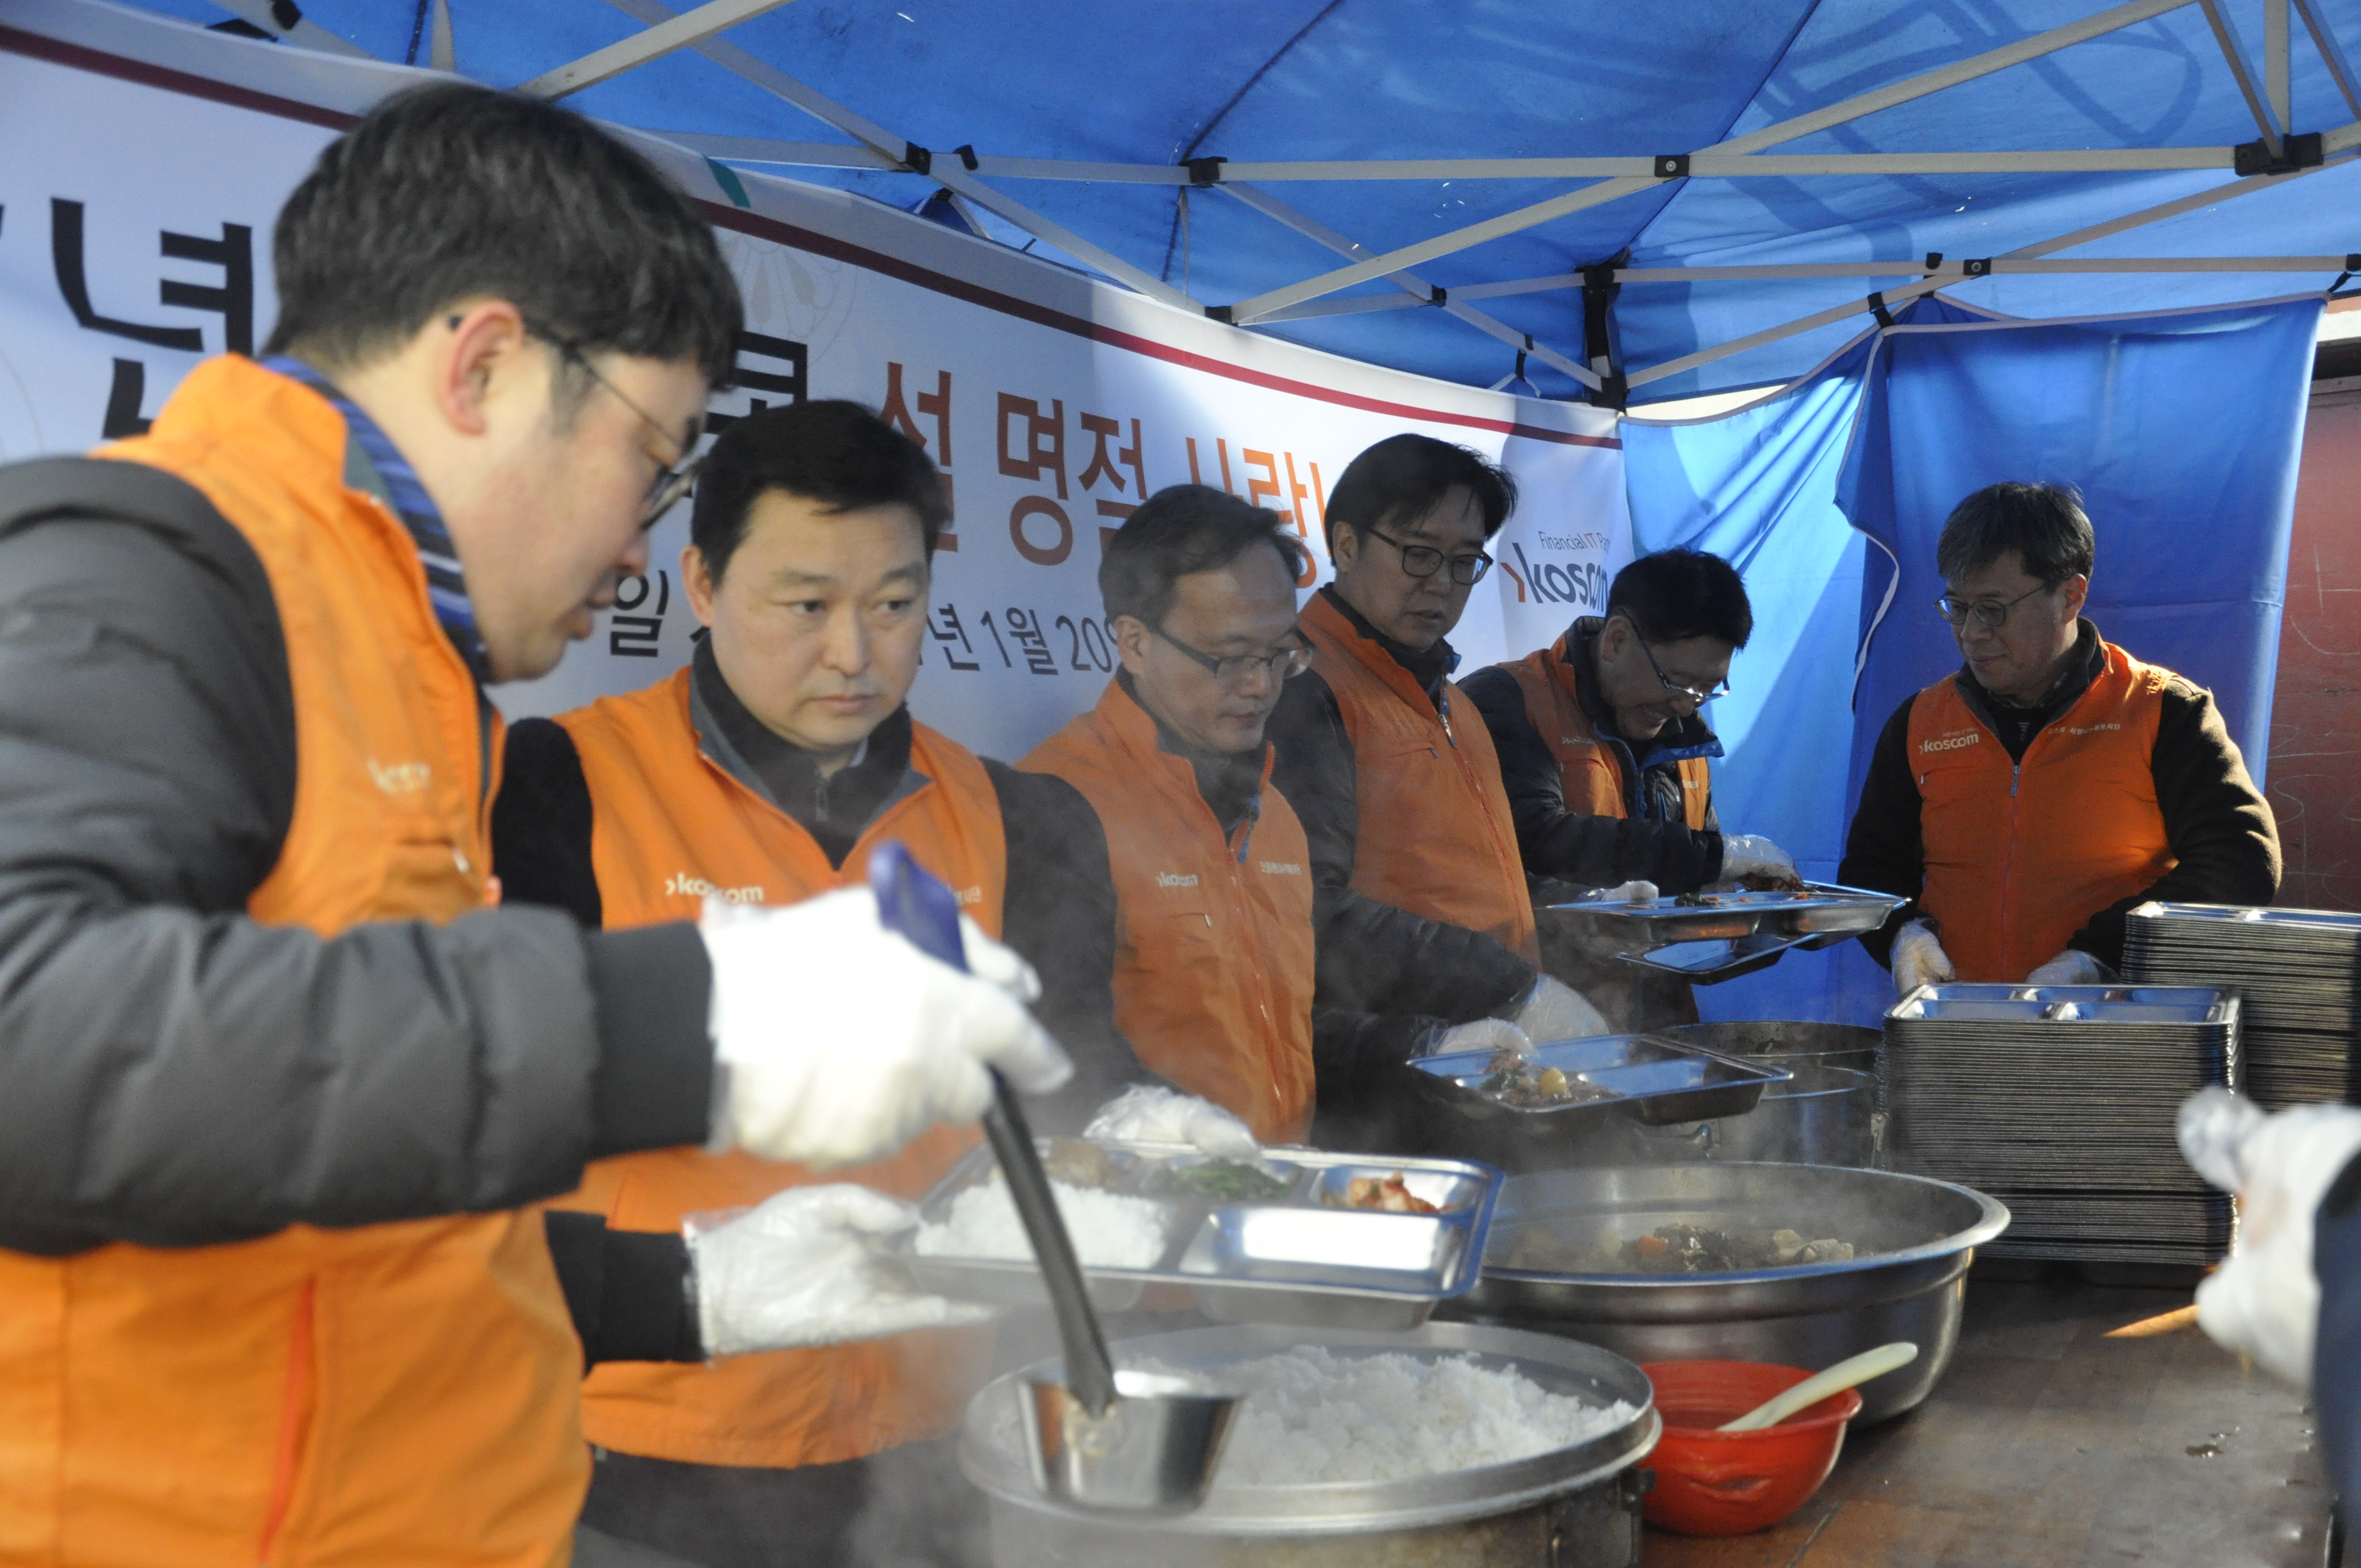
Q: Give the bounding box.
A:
[1189,1347,1637,1485]
[913,1179,1168,1270]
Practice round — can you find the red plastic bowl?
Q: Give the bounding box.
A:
[1640,1360,1863,1536]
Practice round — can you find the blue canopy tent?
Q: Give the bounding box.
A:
[97,0,2361,1019]
[117,0,2361,403]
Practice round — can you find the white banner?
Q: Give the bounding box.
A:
[0,0,1628,761]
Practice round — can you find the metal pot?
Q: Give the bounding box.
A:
[1619,1064,1880,1168]
[960,1322,1661,1567]
[1456,1163,2009,1424]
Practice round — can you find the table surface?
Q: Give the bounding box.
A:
[1642,1268,2338,1568]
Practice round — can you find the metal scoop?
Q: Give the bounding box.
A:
[868,843,1241,1513]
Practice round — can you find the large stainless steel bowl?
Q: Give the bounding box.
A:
[1456,1163,2009,1424]
[961,1322,1661,1566]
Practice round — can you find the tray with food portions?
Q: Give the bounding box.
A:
[906,1138,1503,1331]
[1542,882,1908,949]
[1410,1033,1793,1129]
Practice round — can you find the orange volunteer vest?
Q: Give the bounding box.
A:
[551,669,1000,1468]
[1300,592,1538,962]
[1022,679,1318,1145]
[0,356,583,1567]
[1908,643,2174,983]
[1501,631,1713,830]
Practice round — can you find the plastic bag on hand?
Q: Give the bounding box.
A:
[2178,1088,2361,1385]
[1890,921,1955,997]
[1576,880,1660,904]
[1416,1016,1535,1059]
[702,888,1071,1171]
[1084,1085,1258,1158]
[687,1185,992,1358]
[1509,974,1610,1045]
[2024,949,2115,988]
[1718,834,1797,885]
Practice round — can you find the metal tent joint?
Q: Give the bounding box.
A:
[2234,129,2325,175]
[1205,303,1236,324]
[1962,258,1992,277]
[1427,285,1448,306]
[953,144,980,172]
[1655,153,1690,179]
[902,141,932,176]
[1868,290,1896,328]
[1186,156,1228,187]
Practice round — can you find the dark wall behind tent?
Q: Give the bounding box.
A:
[1624,295,2318,1028]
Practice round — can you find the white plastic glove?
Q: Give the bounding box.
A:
[1718,834,1797,885]
[1508,974,1611,1045]
[1416,1016,1536,1059]
[688,1185,992,1358]
[701,889,1072,1171]
[1889,920,1956,997]
[1577,880,1660,903]
[2024,949,2115,988]
[1084,1085,1259,1159]
[2177,1088,2361,1385]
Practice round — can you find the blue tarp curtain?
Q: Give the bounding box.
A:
[1624,292,2319,1025]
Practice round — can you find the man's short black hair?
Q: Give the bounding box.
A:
[1605,548,1753,649]
[265,83,741,390]
[690,401,951,580]
[1936,482,2096,586]
[1101,484,1308,627]
[1323,434,1517,551]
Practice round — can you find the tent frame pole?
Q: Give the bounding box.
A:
[2293,0,2361,117]
[1622,150,2353,390]
[2197,0,2287,157]
[594,0,1199,310]
[521,0,798,100]
[1212,183,1601,390]
[1221,0,2194,323]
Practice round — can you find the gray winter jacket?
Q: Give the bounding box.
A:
[0,456,715,1264]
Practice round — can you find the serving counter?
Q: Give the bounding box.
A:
[1642,1265,2340,1568]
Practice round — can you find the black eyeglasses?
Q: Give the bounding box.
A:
[1153,624,1316,687]
[1613,611,1731,705]
[1935,582,2054,629]
[1363,525,1493,586]
[496,317,705,531]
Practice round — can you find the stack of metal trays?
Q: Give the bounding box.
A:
[1883,984,2238,1265]
[2124,902,2359,1108]
[908,1140,1502,1331]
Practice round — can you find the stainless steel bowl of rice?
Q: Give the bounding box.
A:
[959,1322,1659,1567]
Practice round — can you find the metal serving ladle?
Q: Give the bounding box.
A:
[868,843,1239,1513]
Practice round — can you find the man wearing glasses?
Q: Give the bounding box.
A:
[1463,548,1797,897]
[493,399,1145,1566]
[1840,481,2279,993]
[0,88,1065,1565]
[1025,486,1553,1154]
[1266,435,1612,1093]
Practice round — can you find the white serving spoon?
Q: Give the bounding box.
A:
[1717,1342,1919,1432]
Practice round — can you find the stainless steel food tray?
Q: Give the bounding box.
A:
[907,1140,1502,1331]
[1888,983,2240,1027]
[1410,1033,1792,1130]
[1543,881,1906,950]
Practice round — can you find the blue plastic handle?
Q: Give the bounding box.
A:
[868,841,968,975]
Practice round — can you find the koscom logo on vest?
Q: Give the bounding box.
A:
[1920,732,1981,754]
[367,758,433,793]
[665,873,766,904]
[1156,872,1201,889]
[1258,861,1304,876]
